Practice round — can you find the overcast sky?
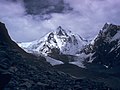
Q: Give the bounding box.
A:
[0,0,120,42]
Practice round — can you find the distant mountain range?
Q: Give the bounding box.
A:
[18,23,120,89]
[0,22,112,90]
[18,23,120,70]
[1,21,120,89]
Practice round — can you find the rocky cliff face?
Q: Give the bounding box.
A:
[84,23,120,69]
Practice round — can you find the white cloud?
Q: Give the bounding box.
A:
[0,0,120,42]
[0,0,52,42]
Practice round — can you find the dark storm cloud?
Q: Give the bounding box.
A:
[0,0,120,42]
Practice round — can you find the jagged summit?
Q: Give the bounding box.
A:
[102,23,110,30]
[102,23,120,35]
[18,26,87,56]
[94,22,120,44]
[102,23,120,30]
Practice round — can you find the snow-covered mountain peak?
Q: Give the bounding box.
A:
[18,26,87,56]
[56,26,68,36]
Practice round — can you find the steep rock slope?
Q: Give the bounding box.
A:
[84,23,120,69]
